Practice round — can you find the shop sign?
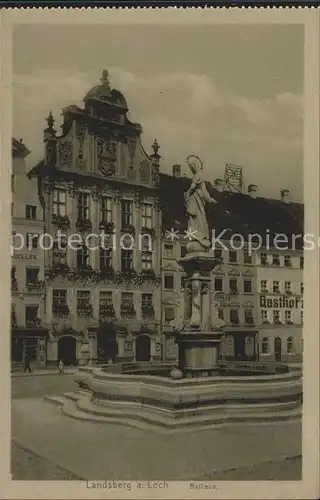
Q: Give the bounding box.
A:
[260,295,303,309]
[213,292,231,305]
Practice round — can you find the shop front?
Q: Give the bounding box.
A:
[257,326,302,363]
[11,328,48,369]
[220,329,259,361]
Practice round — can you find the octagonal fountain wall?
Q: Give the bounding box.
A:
[45,361,302,432]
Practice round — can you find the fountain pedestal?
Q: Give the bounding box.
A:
[174,252,225,378]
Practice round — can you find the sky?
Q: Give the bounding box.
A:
[13,23,304,201]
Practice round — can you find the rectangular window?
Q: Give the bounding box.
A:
[243,250,252,264]
[11,203,14,217]
[273,281,280,293]
[273,310,280,322]
[285,310,292,323]
[244,309,254,324]
[260,252,267,266]
[300,256,304,269]
[229,279,238,293]
[214,248,223,261]
[141,203,153,229]
[52,189,66,216]
[284,281,292,293]
[25,305,39,326]
[301,311,303,324]
[121,292,135,317]
[272,254,280,266]
[230,309,239,325]
[100,197,112,223]
[77,290,91,311]
[77,246,89,269]
[141,249,152,270]
[25,205,37,220]
[261,310,268,322]
[26,233,39,250]
[26,267,39,284]
[78,192,90,220]
[243,280,252,293]
[99,291,113,307]
[141,293,153,308]
[121,249,133,271]
[164,244,174,258]
[260,280,268,292]
[229,250,237,263]
[262,337,269,354]
[180,246,187,258]
[214,278,223,292]
[100,248,112,270]
[121,200,133,227]
[53,289,67,307]
[301,282,304,295]
[11,174,15,193]
[284,255,292,267]
[164,274,174,290]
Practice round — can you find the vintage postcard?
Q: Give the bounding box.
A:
[0,6,319,500]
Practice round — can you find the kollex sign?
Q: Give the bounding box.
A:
[260,295,303,309]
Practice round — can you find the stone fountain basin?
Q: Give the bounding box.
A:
[45,363,302,431]
[71,364,302,418]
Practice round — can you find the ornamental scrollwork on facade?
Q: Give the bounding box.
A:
[91,189,101,202]
[152,165,160,186]
[114,189,122,204]
[140,160,150,183]
[134,191,142,207]
[127,164,136,180]
[76,125,87,169]
[67,183,77,198]
[127,139,136,162]
[58,140,73,167]
[154,198,161,212]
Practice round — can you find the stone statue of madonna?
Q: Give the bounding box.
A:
[184,155,218,253]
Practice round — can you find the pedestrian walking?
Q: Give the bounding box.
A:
[24,352,32,373]
[58,359,64,374]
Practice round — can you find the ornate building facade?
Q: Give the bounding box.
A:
[29,71,162,366]
[11,138,47,368]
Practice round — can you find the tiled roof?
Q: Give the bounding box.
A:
[159,173,304,248]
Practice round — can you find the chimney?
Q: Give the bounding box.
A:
[172,164,181,178]
[214,178,224,192]
[248,184,258,198]
[280,189,290,203]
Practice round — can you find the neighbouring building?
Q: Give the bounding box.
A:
[28,71,162,366]
[254,190,304,363]
[11,138,48,368]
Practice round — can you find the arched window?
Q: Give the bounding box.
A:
[287,337,294,354]
[261,337,269,354]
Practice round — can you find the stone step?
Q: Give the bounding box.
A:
[44,393,302,434]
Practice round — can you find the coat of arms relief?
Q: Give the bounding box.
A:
[96,137,117,176]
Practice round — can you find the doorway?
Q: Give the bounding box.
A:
[274,337,282,362]
[136,335,151,362]
[58,336,77,366]
[97,325,117,362]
